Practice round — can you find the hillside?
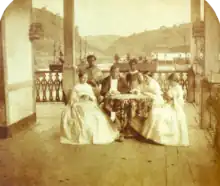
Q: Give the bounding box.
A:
[32,7,191,69]
[86,35,120,51]
[32,8,106,69]
[105,24,191,56]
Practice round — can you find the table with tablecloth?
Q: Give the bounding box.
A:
[105,93,153,136]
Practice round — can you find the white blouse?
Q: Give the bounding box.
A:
[110,78,118,92]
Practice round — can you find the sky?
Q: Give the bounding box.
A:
[32,0,191,36]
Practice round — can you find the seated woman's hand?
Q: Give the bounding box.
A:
[97,96,104,103]
[130,89,140,95]
[163,92,173,102]
[108,90,120,96]
[87,80,97,87]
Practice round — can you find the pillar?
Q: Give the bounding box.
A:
[187,68,195,102]
[190,0,201,64]
[62,0,76,104]
[200,79,211,129]
[0,0,36,138]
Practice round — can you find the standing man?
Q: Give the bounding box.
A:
[114,54,120,64]
[64,55,103,104]
[85,54,103,87]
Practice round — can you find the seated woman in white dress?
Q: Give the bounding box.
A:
[139,72,164,106]
[60,71,119,145]
[139,73,189,146]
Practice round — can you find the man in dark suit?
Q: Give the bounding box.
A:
[100,65,129,97]
[100,65,129,141]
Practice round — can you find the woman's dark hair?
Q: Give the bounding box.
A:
[110,65,119,72]
[87,54,96,61]
[143,71,153,77]
[129,58,138,66]
[168,73,179,82]
[78,71,87,79]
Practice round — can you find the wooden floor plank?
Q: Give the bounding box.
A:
[166,146,195,186]
[183,129,220,186]
[166,147,179,186]
[1,103,220,185]
[140,144,167,186]
[97,141,167,186]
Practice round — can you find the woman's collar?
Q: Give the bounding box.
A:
[110,76,119,80]
[129,70,139,74]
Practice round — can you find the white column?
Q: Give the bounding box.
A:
[190,0,201,64]
[200,0,204,21]
[63,0,76,100]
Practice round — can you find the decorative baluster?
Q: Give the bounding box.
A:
[48,73,54,101]
[180,73,185,99]
[58,73,64,102]
[179,72,184,88]
[41,74,48,102]
[164,73,170,93]
[183,72,188,99]
[137,100,141,116]
[164,73,168,93]
[157,73,163,92]
[60,79,64,101]
[35,76,41,102]
[54,72,61,101]
[35,70,191,103]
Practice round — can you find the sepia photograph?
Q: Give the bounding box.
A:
[0,0,220,185]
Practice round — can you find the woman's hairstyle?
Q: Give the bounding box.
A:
[143,71,153,77]
[78,70,87,79]
[168,73,179,82]
[87,54,96,61]
[110,65,119,72]
[129,58,138,66]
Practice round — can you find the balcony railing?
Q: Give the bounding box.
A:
[204,80,220,150]
[35,66,192,102]
[35,71,63,102]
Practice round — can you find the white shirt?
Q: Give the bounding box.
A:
[109,78,119,121]
[110,78,118,92]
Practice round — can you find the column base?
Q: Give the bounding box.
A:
[0,113,36,139]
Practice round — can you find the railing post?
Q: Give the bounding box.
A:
[35,71,63,102]
[194,73,202,106]
[215,116,220,153]
[211,85,220,152]
[187,68,195,102]
[200,78,211,129]
[206,84,220,152]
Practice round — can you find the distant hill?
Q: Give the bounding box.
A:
[32,7,191,70]
[32,8,106,69]
[105,24,191,56]
[86,35,121,51]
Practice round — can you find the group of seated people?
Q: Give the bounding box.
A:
[60,55,189,146]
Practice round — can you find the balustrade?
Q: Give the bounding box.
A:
[35,71,63,102]
[35,69,191,102]
[206,82,220,150]
[102,70,189,99]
